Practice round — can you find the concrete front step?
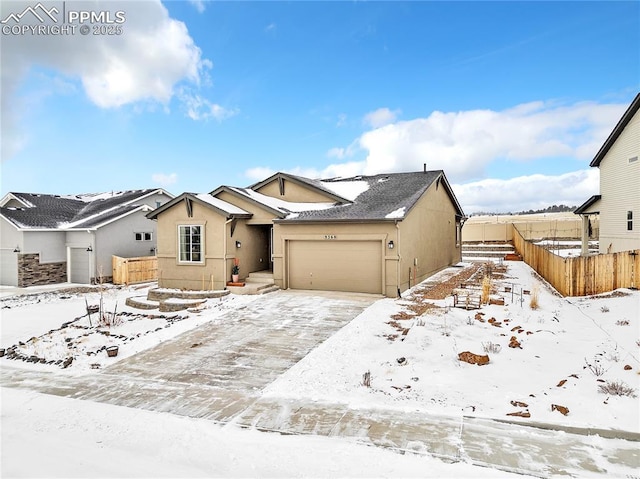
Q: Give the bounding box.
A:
[227,281,277,295]
[247,270,274,280]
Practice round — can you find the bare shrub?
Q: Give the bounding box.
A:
[481,275,491,304]
[606,350,620,363]
[615,320,630,326]
[482,341,502,354]
[415,317,425,327]
[598,380,637,398]
[584,358,605,377]
[529,285,540,310]
[362,370,371,388]
[600,305,610,313]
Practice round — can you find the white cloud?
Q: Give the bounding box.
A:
[152,172,178,186]
[363,107,400,128]
[327,147,347,159]
[351,100,625,182]
[336,113,347,127]
[453,169,599,214]
[179,90,238,121]
[1,0,218,160]
[189,0,206,13]
[265,23,277,33]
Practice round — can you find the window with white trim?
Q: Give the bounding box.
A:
[178,225,203,263]
[628,211,633,231]
[135,232,153,241]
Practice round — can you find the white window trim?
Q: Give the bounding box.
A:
[134,232,153,241]
[177,224,205,264]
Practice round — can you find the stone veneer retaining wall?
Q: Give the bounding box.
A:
[18,253,67,287]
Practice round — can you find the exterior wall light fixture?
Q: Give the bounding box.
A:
[86,246,93,252]
[388,240,394,249]
[13,245,20,253]
[235,241,242,248]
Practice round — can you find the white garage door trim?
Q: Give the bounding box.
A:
[287,240,382,294]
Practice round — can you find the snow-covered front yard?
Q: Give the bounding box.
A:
[264,261,640,433]
[1,259,638,477]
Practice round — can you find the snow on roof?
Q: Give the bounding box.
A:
[56,204,145,229]
[385,207,406,219]
[231,187,336,214]
[319,179,370,201]
[64,191,128,202]
[194,194,250,215]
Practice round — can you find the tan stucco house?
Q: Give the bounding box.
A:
[575,93,640,254]
[147,170,465,297]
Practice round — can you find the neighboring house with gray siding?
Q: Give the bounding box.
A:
[575,93,640,254]
[0,189,173,286]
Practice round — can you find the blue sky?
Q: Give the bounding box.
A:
[1,0,638,213]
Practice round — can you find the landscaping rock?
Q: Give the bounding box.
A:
[458,351,490,366]
[551,404,569,416]
[507,410,531,418]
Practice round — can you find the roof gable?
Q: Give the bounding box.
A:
[590,93,640,167]
[249,172,349,204]
[146,192,252,220]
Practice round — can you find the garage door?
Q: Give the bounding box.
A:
[288,240,382,294]
[70,248,90,284]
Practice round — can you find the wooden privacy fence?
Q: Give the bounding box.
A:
[512,225,639,296]
[112,255,158,285]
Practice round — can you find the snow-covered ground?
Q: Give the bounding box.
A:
[1,261,639,477]
[0,285,261,373]
[264,262,640,433]
[1,387,525,478]
[534,239,599,257]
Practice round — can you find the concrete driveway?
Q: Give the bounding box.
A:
[1,290,378,421]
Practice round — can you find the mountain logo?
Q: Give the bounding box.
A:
[1,2,59,24]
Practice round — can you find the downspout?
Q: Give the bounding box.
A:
[396,221,401,298]
[223,218,233,288]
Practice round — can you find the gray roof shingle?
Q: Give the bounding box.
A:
[281,171,457,222]
[1,190,159,229]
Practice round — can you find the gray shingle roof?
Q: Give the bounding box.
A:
[281,171,453,222]
[1,190,160,229]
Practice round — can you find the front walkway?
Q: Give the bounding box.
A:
[1,290,638,477]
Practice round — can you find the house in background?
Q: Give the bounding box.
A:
[147,169,464,297]
[575,93,640,255]
[0,189,173,286]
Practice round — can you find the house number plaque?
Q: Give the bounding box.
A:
[324,235,337,240]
